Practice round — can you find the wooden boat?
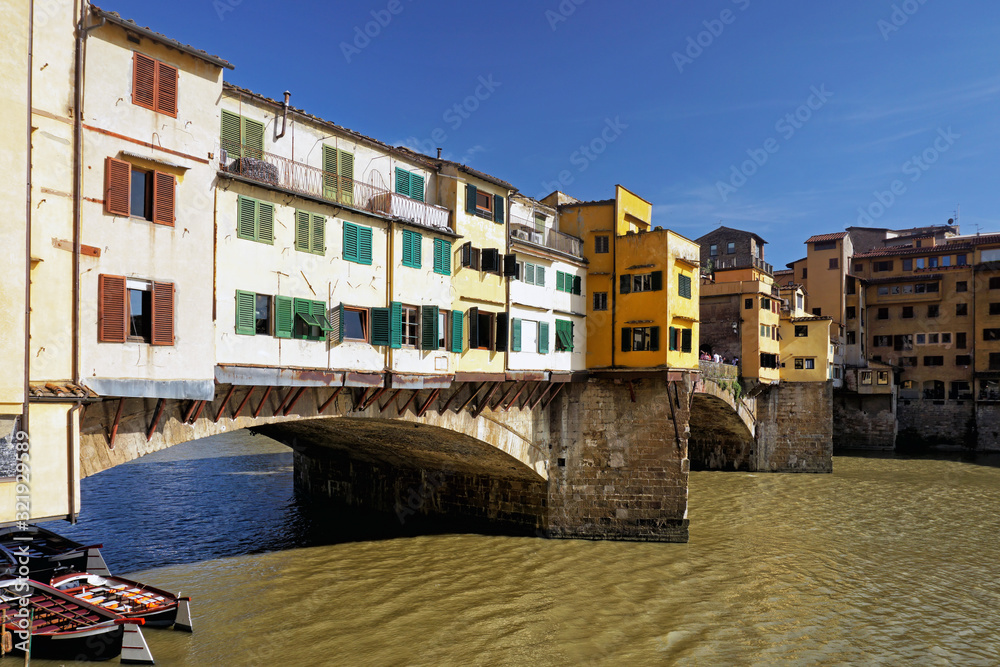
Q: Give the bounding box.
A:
[0,524,110,582]
[0,578,153,663]
[51,571,193,632]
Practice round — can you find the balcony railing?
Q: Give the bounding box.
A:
[705,256,773,275]
[509,220,583,258]
[218,145,450,233]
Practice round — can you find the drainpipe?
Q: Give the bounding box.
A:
[66,402,83,522]
[23,0,35,439]
[386,220,393,382]
[275,91,290,139]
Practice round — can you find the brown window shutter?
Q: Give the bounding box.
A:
[152,171,175,225]
[132,52,156,111]
[151,281,175,346]
[155,61,178,117]
[98,274,127,343]
[104,157,131,216]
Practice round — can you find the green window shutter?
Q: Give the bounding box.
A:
[395,167,411,197]
[235,290,256,335]
[525,263,535,285]
[538,321,549,354]
[295,210,310,252]
[411,174,425,202]
[274,296,293,339]
[556,271,565,292]
[403,230,421,268]
[258,202,274,243]
[293,298,311,339]
[322,145,338,200]
[679,274,691,299]
[536,266,545,287]
[651,326,660,352]
[411,231,421,267]
[359,226,373,265]
[343,222,358,262]
[389,301,402,349]
[451,309,464,353]
[221,110,242,157]
[681,328,692,353]
[330,303,344,343]
[421,306,438,350]
[493,194,504,223]
[432,238,441,272]
[511,318,521,352]
[556,320,574,351]
[572,275,582,295]
[312,213,325,254]
[311,301,334,336]
[433,238,451,275]
[370,307,390,346]
[621,327,632,352]
[651,270,663,291]
[243,117,264,156]
[237,196,256,240]
[669,327,677,351]
[339,150,354,205]
[466,184,477,214]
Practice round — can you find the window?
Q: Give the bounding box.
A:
[894,335,913,350]
[433,238,452,276]
[991,303,1000,316]
[480,248,502,274]
[593,292,608,311]
[460,242,481,271]
[510,318,539,353]
[928,333,939,344]
[877,286,889,296]
[556,271,582,294]
[595,235,609,253]
[620,271,662,294]
[727,242,735,254]
[902,306,914,319]
[797,294,804,310]
[476,191,492,213]
[957,254,967,266]
[874,336,891,347]
[394,167,425,202]
[795,325,809,337]
[813,241,836,251]
[437,310,450,350]
[98,275,173,345]
[992,277,1000,290]
[956,303,968,317]
[294,210,325,255]
[984,328,1000,341]
[534,214,546,232]
[401,306,419,347]
[854,263,863,273]
[927,305,939,318]
[293,298,332,340]
[621,326,659,352]
[343,221,373,264]
[465,184,504,223]
[678,274,692,299]
[236,195,274,244]
[923,356,944,366]
[877,308,889,320]
[402,229,422,268]
[555,319,574,351]
[916,258,925,270]
[991,353,1000,371]
[760,353,779,369]
[132,52,177,117]
[467,308,496,350]
[802,268,808,279]
[916,333,926,345]
[860,370,872,385]
[942,332,952,344]
[321,145,355,204]
[667,326,693,353]
[709,244,718,257]
[760,324,769,338]
[812,307,821,316]
[829,258,839,270]
[794,358,815,370]
[761,297,771,311]
[220,110,264,159]
[235,290,273,336]
[956,281,968,292]
[520,261,546,286]
[255,294,271,334]
[902,259,912,271]
[104,157,175,225]
[343,307,369,341]
[899,357,917,367]
[877,371,889,385]
[956,354,972,366]
[744,298,753,309]
[928,256,939,268]
[846,306,856,320]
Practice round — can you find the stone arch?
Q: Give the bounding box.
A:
[688,390,757,471]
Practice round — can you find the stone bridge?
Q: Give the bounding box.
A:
[77,366,831,543]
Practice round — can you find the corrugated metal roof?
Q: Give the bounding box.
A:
[805,231,848,243]
[91,6,234,70]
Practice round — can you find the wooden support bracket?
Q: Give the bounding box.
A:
[188,400,206,424]
[379,389,403,413]
[214,386,236,422]
[543,383,565,409]
[437,386,463,414]
[232,387,255,420]
[398,390,420,415]
[273,387,297,416]
[492,382,517,411]
[107,397,124,449]
[530,385,552,410]
[360,386,389,411]
[282,387,307,416]
[416,388,440,417]
[182,400,201,424]
[627,380,636,403]
[472,382,502,419]
[521,383,541,410]
[318,387,343,414]
[456,382,486,414]
[146,399,166,442]
[353,387,371,412]
[252,386,274,418]
[505,383,528,411]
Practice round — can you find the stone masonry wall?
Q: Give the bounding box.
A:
[976,404,1000,451]
[896,399,975,449]
[833,392,896,451]
[545,376,691,542]
[754,382,832,472]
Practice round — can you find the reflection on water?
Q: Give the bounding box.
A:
[35,432,1000,665]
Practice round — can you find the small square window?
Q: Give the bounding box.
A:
[727,242,735,254]
[343,308,368,341]
[402,306,419,347]
[593,292,608,311]
[595,236,609,253]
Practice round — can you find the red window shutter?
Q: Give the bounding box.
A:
[98,274,127,343]
[151,281,175,346]
[152,171,175,226]
[104,157,131,216]
[155,61,178,117]
[132,52,156,111]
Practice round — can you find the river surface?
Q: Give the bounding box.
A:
[35,432,1000,666]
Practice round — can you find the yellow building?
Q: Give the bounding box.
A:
[778,285,834,382]
[553,186,699,371]
[971,235,1000,400]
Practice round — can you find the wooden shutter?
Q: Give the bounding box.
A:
[339,150,354,205]
[151,171,175,226]
[220,110,242,158]
[525,263,535,284]
[389,302,402,349]
[411,174,425,202]
[132,52,156,111]
[410,231,421,267]
[274,296,293,338]
[395,167,410,197]
[651,326,661,352]
[312,214,325,254]
[511,318,521,352]
[668,327,677,351]
[343,222,358,261]
[495,313,508,352]
[359,226,373,265]
[434,238,451,275]
[151,281,175,346]
[235,290,256,335]
[535,266,545,286]
[681,328,692,353]
[402,230,415,267]
[503,254,517,278]
[482,248,498,273]
[243,118,264,158]
[493,194,504,223]
[258,202,274,242]
[468,307,479,348]
[322,145,338,200]
[651,271,663,291]
[237,196,256,240]
[295,210,310,251]
[370,307,390,346]
[293,298,311,339]
[679,274,691,299]
[330,303,344,343]
[461,241,472,267]
[451,310,463,353]
[572,275,582,295]
[421,306,438,350]
[621,327,632,352]
[538,321,549,354]
[98,274,127,343]
[556,272,565,292]
[620,275,631,294]
[465,184,477,214]
[155,61,178,117]
[104,157,131,216]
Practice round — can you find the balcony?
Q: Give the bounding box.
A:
[705,256,773,275]
[509,219,583,258]
[217,145,450,233]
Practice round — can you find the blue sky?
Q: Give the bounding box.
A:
[105,0,1000,266]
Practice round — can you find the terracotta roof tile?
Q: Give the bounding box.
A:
[91,6,233,70]
[29,382,99,400]
[853,243,973,259]
[805,232,848,243]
